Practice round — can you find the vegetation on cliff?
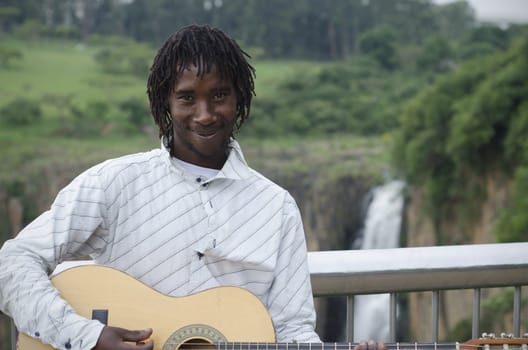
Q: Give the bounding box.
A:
[393,34,528,243]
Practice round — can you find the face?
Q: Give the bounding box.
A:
[168,64,237,169]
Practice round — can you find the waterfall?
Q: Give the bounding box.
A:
[353,180,406,342]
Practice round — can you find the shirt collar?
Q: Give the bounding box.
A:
[160,136,252,181]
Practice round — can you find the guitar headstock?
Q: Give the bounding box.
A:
[463,333,528,350]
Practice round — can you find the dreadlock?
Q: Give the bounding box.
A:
[147,24,256,150]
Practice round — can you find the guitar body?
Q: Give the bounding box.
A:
[17,265,276,350]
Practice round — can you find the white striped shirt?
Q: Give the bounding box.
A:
[0,140,320,349]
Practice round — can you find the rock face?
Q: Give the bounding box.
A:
[404,171,523,342]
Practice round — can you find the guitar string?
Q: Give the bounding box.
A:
[177,342,528,350]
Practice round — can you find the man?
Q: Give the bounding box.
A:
[0,25,320,349]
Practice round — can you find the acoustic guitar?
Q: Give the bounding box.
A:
[16,265,528,350]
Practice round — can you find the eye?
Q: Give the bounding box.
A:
[213,91,228,101]
[177,95,194,103]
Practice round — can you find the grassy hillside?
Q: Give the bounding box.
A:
[0,39,323,109]
[0,38,389,216]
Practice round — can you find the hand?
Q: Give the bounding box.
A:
[355,340,387,350]
[92,326,153,350]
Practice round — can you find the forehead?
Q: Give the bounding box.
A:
[174,64,232,88]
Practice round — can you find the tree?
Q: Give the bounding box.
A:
[417,35,454,72]
[359,26,399,70]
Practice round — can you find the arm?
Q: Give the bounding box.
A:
[0,170,109,349]
[266,193,321,343]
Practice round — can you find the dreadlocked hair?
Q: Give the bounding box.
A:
[147,24,256,144]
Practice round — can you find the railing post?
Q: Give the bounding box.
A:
[11,318,17,350]
[513,286,521,337]
[472,288,481,339]
[347,295,355,342]
[390,292,397,342]
[432,290,439,342]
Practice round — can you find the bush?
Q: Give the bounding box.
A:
[94,40,154,78]
[359,26,399,70]
[0,97,42,126]
[0,45,22,68]
[119,97,151,129]
[52,100,111,138]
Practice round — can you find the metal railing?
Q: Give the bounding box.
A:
[307,242,528,342]
[8,242,528,349]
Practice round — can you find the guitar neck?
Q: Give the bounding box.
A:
[207,342,508,350]
[207,341,528,350]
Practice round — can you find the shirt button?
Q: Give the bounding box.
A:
[196,177,202,183]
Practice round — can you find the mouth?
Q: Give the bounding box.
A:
[194,129,219,140]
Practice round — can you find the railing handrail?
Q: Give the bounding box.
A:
[307,242,528,296]
[9,242,528,349]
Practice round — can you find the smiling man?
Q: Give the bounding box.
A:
[0,25,320,349]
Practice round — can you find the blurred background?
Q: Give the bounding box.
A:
[0,0,527,348]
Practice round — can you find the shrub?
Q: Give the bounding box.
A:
[0,97,42,126]
[0,45,22,68]
[119,97,151,129]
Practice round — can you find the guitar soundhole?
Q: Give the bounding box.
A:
[162,324,227,350]
[180,339,216,350]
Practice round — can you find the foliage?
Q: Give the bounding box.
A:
[93,39,154,78]
[393,36,528,240]
[416,35,454,72]
[1,0,477,61]
[359,26,399,70]
[119,97,151,130]
[479,289,528,333]
[443,319,471,343]
[0,44,22,68]
[245,58,423,138]
[0,97,42,125]
[495,166,528,242]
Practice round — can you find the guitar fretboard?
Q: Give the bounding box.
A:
[200,342,463,350]
[195,342,528,350]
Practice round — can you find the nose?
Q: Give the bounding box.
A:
[194,100,216,125]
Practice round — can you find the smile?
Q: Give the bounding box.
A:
[194,130,219,139]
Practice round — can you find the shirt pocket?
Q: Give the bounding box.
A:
[201,243,277,298]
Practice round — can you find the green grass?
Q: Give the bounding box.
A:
[0,40,146,106]
[252,59,327,98]
[0,38,389,192]
[0,39,326,109]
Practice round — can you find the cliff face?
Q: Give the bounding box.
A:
[404,170,521,341]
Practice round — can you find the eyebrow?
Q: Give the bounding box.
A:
[174,86,232,95]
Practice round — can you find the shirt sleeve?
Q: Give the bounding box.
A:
[0,169,111,350]
[267,193,321,343]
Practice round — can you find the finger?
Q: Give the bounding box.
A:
[354,341,368,350]
[121,328,153,342]
[376,342,387,350]
[368,340,377,350]
[135,339,154,350]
